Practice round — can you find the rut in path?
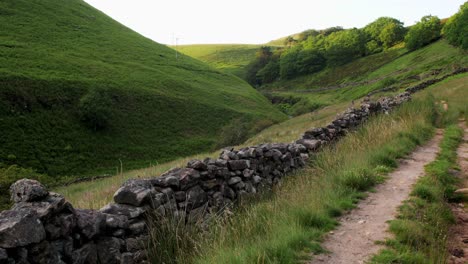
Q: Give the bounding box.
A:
[309,130,443,264]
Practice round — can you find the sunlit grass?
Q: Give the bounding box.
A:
[184,91,435,264]
[145,75,467,264]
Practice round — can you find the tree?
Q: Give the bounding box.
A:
[298,49,326,75]
[379,22,406,49]
[302,34,326,51]
[405,15,442,51]
[324,29,367,65]
[279,46,326,79]
[245,46,274,86]
[320,26,344,36]
[364,17,405,50]
[279,47,301,79]
[297,29,320,42]
[257,59,280,84]
[284,36,298,47]
[366,40,382,55]
[443,2,468,49]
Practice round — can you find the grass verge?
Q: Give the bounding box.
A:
[370,125,463,264]
[147,94,436,264]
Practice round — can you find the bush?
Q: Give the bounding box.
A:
[443,2,468,49]
[405,16,442,51]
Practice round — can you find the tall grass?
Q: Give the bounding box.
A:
[147,95,435,264]
[370,75,467,263]
[371,125,463,264]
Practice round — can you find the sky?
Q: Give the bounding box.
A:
[84,0,465,45]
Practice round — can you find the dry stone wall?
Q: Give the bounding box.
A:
[0,68,466,264]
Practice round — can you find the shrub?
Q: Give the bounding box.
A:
[405,16,442,51]
[443,2,468,49]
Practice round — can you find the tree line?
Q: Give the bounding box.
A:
[246,3,467,87]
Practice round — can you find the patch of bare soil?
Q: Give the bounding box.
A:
[309,131,443,264]
[447,120,468,264]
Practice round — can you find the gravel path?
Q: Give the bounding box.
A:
[309,130,443,264]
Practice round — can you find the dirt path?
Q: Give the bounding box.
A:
[309,130,443,264]
[448,120,468,264]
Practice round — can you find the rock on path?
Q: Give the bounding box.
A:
[309,130,443,264]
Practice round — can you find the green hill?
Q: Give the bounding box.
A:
[0,0,286,178]
[261,40,468,116]
[177,44,262,78]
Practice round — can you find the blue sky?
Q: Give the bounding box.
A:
[84,0,465,45]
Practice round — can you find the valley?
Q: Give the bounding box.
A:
[0,1,467,263]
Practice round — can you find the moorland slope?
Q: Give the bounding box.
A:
[0,0,286,179]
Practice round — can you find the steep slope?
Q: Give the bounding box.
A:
[177,44,261,78]
[262,40,468,116]
[0,0,286,177]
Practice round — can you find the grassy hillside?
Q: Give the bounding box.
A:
[177,44,261,78]
[262,40,468,116]
[57,38,468,209]
[0,0,286,179]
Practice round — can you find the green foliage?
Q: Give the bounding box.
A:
[366,40,383,55]
[379,22,406,49]
[257,58,280,84]
[324,29,367,65]
[0,0,286,180]
[245,46,276,86]
[299,49,327,75]
[364,17,406,49]
[296,29,320,42]
[405,15,442,51]
[263,40,467,115]
[279,46,326,79]
[443,2,468,49]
